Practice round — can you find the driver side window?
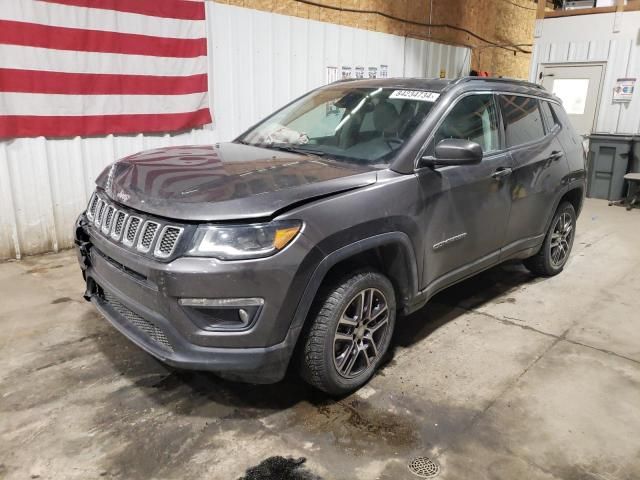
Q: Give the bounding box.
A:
[431,94,500,155]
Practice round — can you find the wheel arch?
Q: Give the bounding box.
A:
[290,232,419,334]
[560,186,584,216]
[544,184,585,233]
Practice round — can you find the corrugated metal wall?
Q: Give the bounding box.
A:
[404,37,471,79]
[208,3,469,141]
[0,2,470,260]
[530,11,640,135]
[0,129,219,260]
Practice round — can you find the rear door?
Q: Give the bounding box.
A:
[499,95,567,258]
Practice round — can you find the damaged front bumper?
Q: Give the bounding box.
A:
[73,214,310,384]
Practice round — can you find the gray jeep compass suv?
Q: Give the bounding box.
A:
[75,77,586,394]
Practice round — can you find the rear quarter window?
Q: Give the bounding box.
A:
[499,95,545,147]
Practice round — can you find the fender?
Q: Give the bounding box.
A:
[543,176,586,234]
[288,232,419,333]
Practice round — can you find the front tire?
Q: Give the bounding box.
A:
[524,201,576,276]
[299,270,396,395]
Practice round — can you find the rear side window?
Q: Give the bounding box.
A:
[540,101,559,132]
[499,95,545,147]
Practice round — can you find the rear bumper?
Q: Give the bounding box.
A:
[75,214,317,383]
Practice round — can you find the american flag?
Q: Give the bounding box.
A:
[0,0,212,139]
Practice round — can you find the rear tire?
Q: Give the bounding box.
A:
[299,270,396,396]
[524,201,576,276]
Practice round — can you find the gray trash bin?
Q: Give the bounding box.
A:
[631,137,640,174]
[587,134,633,201]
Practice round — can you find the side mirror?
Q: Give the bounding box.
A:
[419,138,483,168]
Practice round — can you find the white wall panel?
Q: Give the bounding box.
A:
[0,129,219,260]
[403,37,470,79]
[530,11,640,135]
[208,3,467,140]
[567,41,590,62]
[0,2,470,260]
[595,38,632,133]
[617,37,640,134]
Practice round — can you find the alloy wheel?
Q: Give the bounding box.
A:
[549,211,573,268]
[332,288,390,379]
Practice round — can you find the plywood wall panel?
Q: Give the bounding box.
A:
[220,0,534,78]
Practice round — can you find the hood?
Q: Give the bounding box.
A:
[96,142,377,221]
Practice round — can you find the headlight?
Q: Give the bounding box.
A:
[188,220,302,260]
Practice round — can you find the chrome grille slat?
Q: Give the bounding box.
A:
[94,200,106,227]
[136,221,160,253]
[122,216,142,247]
[154,226,184,259]
[86,193,99,221]
[101,205,116,235]
[110,211,128,240]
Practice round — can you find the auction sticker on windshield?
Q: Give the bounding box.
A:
[389,90,440,102]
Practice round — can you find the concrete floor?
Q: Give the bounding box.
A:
[1,198,639,480]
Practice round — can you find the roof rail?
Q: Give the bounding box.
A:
[454,76,545,90]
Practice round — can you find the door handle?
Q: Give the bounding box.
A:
[549,150,564,161]
[491,167,512,179]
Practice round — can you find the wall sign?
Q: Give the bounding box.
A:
[613,78,635,103]
[328,65,390,84]
[326,66,339,84]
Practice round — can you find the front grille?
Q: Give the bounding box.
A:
[154,226,183,258]
[137,221,159,252]
[102,290,173,352]
[84,191,185,260]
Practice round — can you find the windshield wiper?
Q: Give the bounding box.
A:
[262,143,326,157]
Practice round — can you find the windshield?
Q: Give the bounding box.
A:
[237,86,439,166]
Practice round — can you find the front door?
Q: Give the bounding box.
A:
[539,64,604,137]
[417,93,513,295]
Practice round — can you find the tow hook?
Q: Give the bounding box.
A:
[74,217,92,271]
[75,240,92,270]
[83,278,98,302]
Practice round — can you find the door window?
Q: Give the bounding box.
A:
[540,101,559,133]
[432,94,500,154]
[499,95,545,147]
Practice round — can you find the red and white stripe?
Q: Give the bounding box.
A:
[0,0,212,138]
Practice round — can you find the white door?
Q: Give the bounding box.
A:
[539,64,604,137]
